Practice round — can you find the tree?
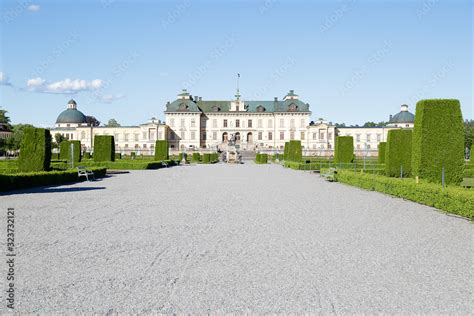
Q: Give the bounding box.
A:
[363,121,377,127]
[6,124,34,150]
[0,108,12,130]
[465,119,474,150]
[105,118,121,127]
[86,116,100,127]
[52,133,66,149]
[335,122,346,128]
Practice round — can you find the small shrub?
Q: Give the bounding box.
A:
[334,136,354,163]
[385,129,412,177]
[93,135,115,162]
[115,153,122,160]
[155,140,169,161]
[83,152,91,159]
[19,127,52,172]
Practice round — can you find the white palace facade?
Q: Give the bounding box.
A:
[51,90,415,157]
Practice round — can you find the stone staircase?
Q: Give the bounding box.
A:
[239,150,256,161]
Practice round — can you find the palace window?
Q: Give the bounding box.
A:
[81,131,85,139]
[301,132,305,140]
[142,132,147,140]
[180,118,185,127]
[191,119,196,127]
[223,119,228,128]
[258,119,262,128]
[236,119,240,128]
[320,132,325,140]
[280,131,285,140]
[134,133,139,141]
[236,105,240,111]
[367,134,371,142]
[356,144,360,149]
[212,119,217,128]
[114,133,119,141]
[328,143,332,149]
[290,132,295,140]
[268,119,273,128]
[191,131,195,140]
[377,134,381,142]
[143,144,147,149]
[328,132,332,140]
[268,132,273,140]
[180,131,185,139]
[213,131,217,140]
[158,131,163,139]
[300,119,305,128]
[124,133,129,141]
[290,119,295,128]
[248,120,253,128]
[313,133,317,140]
[258,132,262,140]
[170,118,175,127]
[124,144,128,148]
[356,134,361,142]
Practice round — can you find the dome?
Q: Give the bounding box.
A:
[56,108,87,124]
[389,104,415,124]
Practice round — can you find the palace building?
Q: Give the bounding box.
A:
[51,90,415,157]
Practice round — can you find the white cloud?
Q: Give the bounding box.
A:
[96,94,125,103]
[27,77,103,94]
[0,72,12,86]
[27,4,40,12]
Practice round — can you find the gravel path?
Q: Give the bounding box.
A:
[1,163,472,313]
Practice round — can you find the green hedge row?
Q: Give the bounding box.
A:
[412,99,464,185]
[255,153,268,164]
[284,161,385,174]
[334,136,354,163]
[385,129,412,177]
[94,135,115,162]
[283,142,289,160]
[79,160,177,170]
[19,127,52,172]
[155,140,169,161]
[334,170,473,220]
[192,152,201,162]
[0,168,107,192]
[51,153,60,160]
[60,140,81,163]
[378,142,386,164]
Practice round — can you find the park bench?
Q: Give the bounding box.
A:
[77,166,95,181]
[321,167,337,182]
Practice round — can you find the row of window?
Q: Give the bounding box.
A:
[169,118,307,129]
[353,133,382,142]
[115,143,155,149]
[79,131,163,141]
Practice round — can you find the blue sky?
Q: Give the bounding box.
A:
[0,0,472,127]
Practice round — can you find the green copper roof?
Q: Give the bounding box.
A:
[56,108,87,124]
[389,110,415,123]
[165,98,310,113]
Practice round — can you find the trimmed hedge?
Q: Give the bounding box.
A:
[256,153,268,164]
[0,167,107,192]
[378,142,386,164]
[334,170,474,220]
[286,140,302,162]
[60,140,81,163]
[202,153,211,164]
[385,129,412,177]
[283,142,289,160]
[80,160,176,170]
[19,127,52,172]
[83,152,91,159]
[334,136,354,163]
[155,140,169,161]
[412,99,464,185]
[192,152,201,162]
[94,135,115,162]
[51,153,60,160]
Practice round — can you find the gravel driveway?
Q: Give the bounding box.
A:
[1,163,472,313]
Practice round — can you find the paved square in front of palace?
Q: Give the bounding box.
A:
[1,164,471,313]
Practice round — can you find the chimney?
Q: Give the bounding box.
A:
[274,97,278,101]
[389,114,393,121]
[199,97,202,101]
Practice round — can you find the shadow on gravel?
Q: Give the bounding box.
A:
[1,186,106,195]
